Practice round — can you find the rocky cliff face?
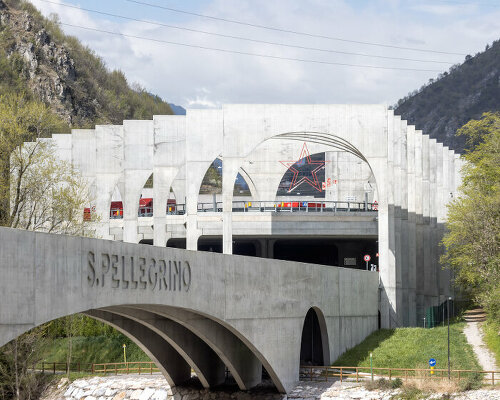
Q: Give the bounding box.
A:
[0,0,172,126]
[395,40,500,153]
[0,1,89,123]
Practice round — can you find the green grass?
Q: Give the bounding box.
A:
[483,320,500,368]
[333,322,480,371]
[40,336,150,365]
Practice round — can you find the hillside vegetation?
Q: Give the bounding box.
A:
[0,0,172,127]
[333,322,480,372]
[395,40,500,153]
[41,336,149,365]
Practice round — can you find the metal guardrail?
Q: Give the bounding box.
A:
[197,200,378,214]
[109,200,378,218]
[300,365,500,385]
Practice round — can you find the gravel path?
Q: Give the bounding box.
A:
[463,321,499,371]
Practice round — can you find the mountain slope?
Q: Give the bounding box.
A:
[0,0,173,127]
[395,40,500,153]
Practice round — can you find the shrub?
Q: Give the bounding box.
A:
[392,378,403,388]
[390,385,423,400]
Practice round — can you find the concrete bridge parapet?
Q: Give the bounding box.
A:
[0,227,378,393]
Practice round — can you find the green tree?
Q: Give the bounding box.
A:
[441,112,500,321]
[0,92,67,226]
[9,140,95,235]
[0,93,99,396]
[0,326,49,400]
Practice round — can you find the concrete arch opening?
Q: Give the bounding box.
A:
[110,184,124,219]
[276,150,326,198]
[138,174,154,218]
[228,135,379,270]
[199,158,256,211]
[84,305,286,392]
[299,307,329,366]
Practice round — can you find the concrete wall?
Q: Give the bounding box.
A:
[0,227,378,393]
[20,104,462,329]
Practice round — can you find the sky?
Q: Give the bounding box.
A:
[30,0,500,109]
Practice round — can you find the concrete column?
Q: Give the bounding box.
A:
[371,157,395,328]
[399,120,410,326]
[153,167,180,247]
[428,139,439,307]
[267,239,276,259]
[86,310,191,386]
[421,135,432,311]
[414,131,425,323]
[185,162,209,250]
[325,151,338,202]
[222,158,240,254]
[406,125,417,326]
[123,170,149,243]
[391,116,404,327]
[171,166,186,204]
[94,175,119,240]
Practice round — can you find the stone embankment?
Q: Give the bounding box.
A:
[42,374,500,400]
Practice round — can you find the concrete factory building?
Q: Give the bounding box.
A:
[27,104,462,329]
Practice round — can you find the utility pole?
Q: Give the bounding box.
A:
[448,297,452,380]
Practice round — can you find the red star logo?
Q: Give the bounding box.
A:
[279,143,326,193]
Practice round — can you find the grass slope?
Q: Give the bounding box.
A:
[41,336,150,365]
[483,321,500,368]
[333,322,480,371]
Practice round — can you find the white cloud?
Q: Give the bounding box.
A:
[28,0,500,110]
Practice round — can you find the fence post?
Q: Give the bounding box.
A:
[115,364,117,375]
[150,363,153,375]
[42,362,45,374]
[493,372,495,385]
[78,362,81,373]
[127,363,129,375]
[389,369,392,380]
[92,364,95,374]
[104,364,107,375]
[356,367,359,383]
[139,364,141,375]
[53,362,56,375]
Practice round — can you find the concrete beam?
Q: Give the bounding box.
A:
[85,309,191,386]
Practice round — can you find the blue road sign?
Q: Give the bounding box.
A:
[429,358,436,367]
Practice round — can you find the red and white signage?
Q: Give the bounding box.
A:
[364,255,371,262]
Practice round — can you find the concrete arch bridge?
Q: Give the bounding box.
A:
[0,227,378,393]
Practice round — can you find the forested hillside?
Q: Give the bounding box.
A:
[395,40,500,153]
[0,0,172,127]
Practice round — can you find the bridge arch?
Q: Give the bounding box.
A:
[300,307,330,366]
[0,226,378,394]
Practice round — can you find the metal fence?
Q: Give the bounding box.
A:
[37,361,160,375]
[300,365,499,385]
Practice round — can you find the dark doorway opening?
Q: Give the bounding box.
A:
[197,237,258,256]
[167,238,186,249]
[274,239,338,266]
[300,308,324,365]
